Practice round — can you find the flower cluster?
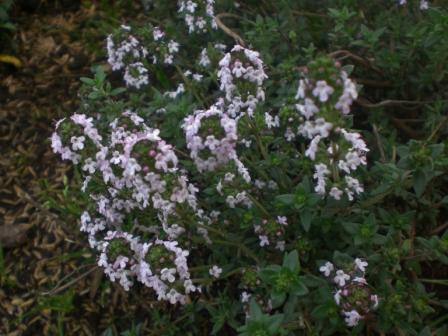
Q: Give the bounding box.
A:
[183,45,268,182]
[106,25,180,88]
[182,99,238,172]
[239,267,272,317]
[95,231,198,303]
[281,57,368,201]
[320,259,379,327]
[178,0,217,34]
[51,110,209,303]
[218,45,268,117]
[253,216,288,251]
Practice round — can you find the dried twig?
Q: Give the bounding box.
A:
[291,9,327,18]
[353,78,393,88]
[356,97,425,108]
[372,124,386,163]
[430,221,448,236]
[41,265,98,296]
[328,49,383,75]
[214,13,246,47]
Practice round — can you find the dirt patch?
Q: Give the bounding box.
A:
[0,4,153,335]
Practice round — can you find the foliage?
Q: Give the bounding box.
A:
[51,0,448,335]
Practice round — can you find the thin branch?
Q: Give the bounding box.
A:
[356,97,425,108]
[353,78,393,88]
[328,50,383,76]
[372,124,386,163]
[390,118,422,138]
[426,116,448,143]
[41,265,99,296]
[214,13,246,47]
[291,9,327,18]
[430,221,448,236]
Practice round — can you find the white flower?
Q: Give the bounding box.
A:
[420,0,429,9]
[199,48,211,67]
[354,258,368,272]
[184,279,197,294]
[353,277,367,285]
[71,136,85,151]
[334,289,341,305]
[123,62,149,89]
[319,262,334,277]
[241,291,251,303]
[329,187,343,200]
[312,80,334,102]
[209,265,223,278]
[295,79,306,99]
[343,310,362,327]
[276,216,288,226]
[192,73,203,81]
[153,27,165,41]
[334,270,350,287]
[265,112,280,129]
[168,40,180,54]
[165,84,185,99]
[296,98,318,119]
[275,241,285,251]
[161,268,177,283]
[305,135,321,160]
[259,235,269,247]
[82,158,96,174]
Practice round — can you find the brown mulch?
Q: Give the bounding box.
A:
[0,4,155,335]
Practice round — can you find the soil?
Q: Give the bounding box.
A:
[0,2,154,335]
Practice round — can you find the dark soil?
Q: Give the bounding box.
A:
[0,3,155,335]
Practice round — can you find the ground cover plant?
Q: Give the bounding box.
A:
[48,0,447,334]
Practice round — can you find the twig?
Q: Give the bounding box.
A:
[390,118,422,138]
[426,116,448,143]
[353,78,392,88]
[356,97,424,108]
[430,221,448,235]
[291,10,327,18]
[215,13,246,47]
[41,265,98,296]
[328,50,383,76]
[372,124,386,163]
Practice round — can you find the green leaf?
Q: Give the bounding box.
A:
[282,250,300,272]
[342,222,358,235]
[80,77,95,85]
[111,87,127,96]
[267,314,285,334]
[341,64,354,76]
[259,265,281,283]
[299,209,312,232]
[271,291,287,308]
[88,91,101,100]
[275,194,295,206]
[249,299,263,320]
[413,169,428,198]
[419,326,432,336]
[101,327,114,336]
[372,234,387,245]
[290,277,308,296]
[311,304,332,319]
[211,318,225,335]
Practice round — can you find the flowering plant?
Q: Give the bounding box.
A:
[50,0,448,334]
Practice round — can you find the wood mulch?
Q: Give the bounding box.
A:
[0,3,157,335]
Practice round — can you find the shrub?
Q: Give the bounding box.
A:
[51,1,448,334]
